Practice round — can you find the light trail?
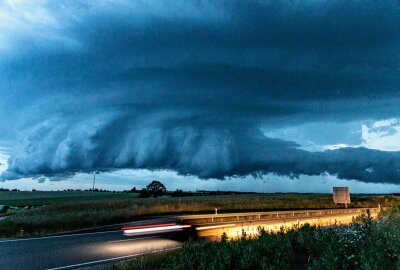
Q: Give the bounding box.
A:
[122,223,191,236]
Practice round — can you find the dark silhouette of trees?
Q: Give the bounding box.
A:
[139,188,150,198]
[145,180,166,198]
[172,189,183,197]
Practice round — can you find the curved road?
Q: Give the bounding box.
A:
[0,230,181,270]
[0,208,377,270]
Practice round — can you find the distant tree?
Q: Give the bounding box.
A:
[139,188,150,198]
[130,187,137,193]
[146,180,166,198]
[172,189,183,197]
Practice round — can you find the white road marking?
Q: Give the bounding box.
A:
[0,230,120,243]
[45,246,182,270]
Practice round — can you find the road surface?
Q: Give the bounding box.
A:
[0,208,377,270]
[0,230,182,270]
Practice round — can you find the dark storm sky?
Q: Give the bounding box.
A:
[0,1,400,187]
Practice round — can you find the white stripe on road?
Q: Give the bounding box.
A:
[0,230,120,243]
[46,246,182,270]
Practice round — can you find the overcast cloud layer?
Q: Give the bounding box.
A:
[1,1,400,184]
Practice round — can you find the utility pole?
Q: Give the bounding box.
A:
[92,172,96,191]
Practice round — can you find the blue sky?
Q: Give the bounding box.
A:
[0,1,400,192]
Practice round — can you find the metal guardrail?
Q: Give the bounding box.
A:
[178,208,380,225]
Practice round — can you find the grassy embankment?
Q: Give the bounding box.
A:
[0,191,399,237]
[109,208,400,270]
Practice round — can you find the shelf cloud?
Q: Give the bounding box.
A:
[1,1,400,184]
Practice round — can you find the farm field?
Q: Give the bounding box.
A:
[1,191,398,208]
[0,191,139,206]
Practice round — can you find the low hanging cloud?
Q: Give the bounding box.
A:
[2,110,400,184]
[0,1,400,184]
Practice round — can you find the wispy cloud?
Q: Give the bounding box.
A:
[362,119,400,151]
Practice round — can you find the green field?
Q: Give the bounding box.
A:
[0,191,139,206]
[0,192,399,237]
[1,191,398,208]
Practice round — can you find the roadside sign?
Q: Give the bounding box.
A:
[333,187,351,205]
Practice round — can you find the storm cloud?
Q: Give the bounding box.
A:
[1,1,400,184]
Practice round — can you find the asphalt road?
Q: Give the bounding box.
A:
[0,230,182,270]
[0,208,377,270]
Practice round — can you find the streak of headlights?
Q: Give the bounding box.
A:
[122,223,191,236]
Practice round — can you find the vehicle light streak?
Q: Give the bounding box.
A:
[122,223,191,236]
[122,223,177,231]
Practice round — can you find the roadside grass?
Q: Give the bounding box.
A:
[110,211,400,270]
[106,250,179,270]
[0,193,399,237]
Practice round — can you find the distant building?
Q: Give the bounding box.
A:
[333,187,351,206]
